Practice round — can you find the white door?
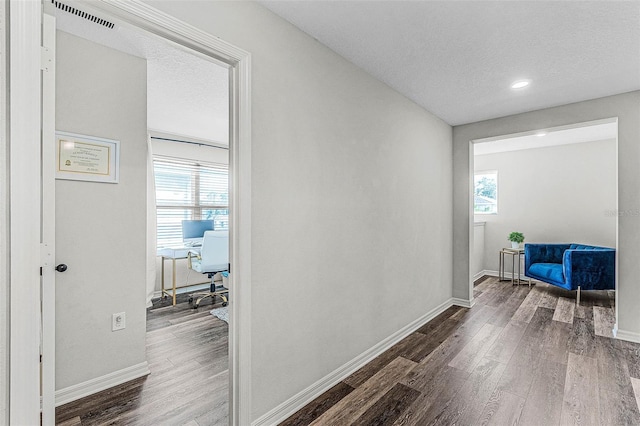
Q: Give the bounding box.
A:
[41,5,57,425]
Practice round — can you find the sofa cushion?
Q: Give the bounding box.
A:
[569,244,608,251]
[528,263,570,289]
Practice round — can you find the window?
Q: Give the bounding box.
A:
[474,171,498,214]
[154,156,228,247]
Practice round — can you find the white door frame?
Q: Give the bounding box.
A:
[0,1,7,421]
[9,1,253,424]
[8,1,44,425]
[41,7,57,425]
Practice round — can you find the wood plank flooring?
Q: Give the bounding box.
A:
[282,277,640,426]
[54,278,640,426]
[55,294,228,425]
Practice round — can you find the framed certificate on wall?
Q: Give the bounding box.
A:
[55,131,120,183]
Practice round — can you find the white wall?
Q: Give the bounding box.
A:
[475,139,617,273]
[55,32,148,389]
[145,1,453,419]
[453,91,640,341]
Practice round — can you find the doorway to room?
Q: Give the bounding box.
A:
[469,118,619,331]
[52,11,232,424]
[34,2,252,425]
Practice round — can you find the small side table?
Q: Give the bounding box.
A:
[499,248,532,286]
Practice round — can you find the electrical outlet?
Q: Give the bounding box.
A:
[112,312,126,331]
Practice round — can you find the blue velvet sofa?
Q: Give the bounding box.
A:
[524,243,615,300]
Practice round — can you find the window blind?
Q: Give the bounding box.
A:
[154,156,229,247]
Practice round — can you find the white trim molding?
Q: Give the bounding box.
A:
[41,11,57,425]
[452,297,475,308]
[473,270,489,281]
[252,298,456,426]
[615,329,640,344]
[0,2,8,425]
[8,1,43,425]
[55,362,150,407]
[478,270,530,281]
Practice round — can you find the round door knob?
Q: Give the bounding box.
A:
[55,264,68,272]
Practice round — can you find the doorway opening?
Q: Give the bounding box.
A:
[35,1,252,425]
[470,118,619,331]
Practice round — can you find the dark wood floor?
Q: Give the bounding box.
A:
[282,277,640,426]
[55,293,229,425]
[54,278,640,425]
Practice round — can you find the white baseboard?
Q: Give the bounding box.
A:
[473,270,498,280]
[452,297,475,308]
[479,270,530,281]
[473,270,500,280]
[55,361,150,407]
[614,328,640,344]
[251,298,456,426]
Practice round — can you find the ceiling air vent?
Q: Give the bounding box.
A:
[51,0,115,29]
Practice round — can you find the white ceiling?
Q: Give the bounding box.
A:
[55,1,640,131]
[55,8,229,144]
[474,120,617,156]
[261,1,640,126]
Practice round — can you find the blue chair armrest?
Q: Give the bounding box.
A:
[563,249,615,290]
[525,243,571,272]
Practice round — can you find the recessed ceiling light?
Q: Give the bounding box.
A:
[511,80,530,89]
[535,131,547,137]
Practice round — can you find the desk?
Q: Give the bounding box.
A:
[157,246,208,306]
[499,248,532,286]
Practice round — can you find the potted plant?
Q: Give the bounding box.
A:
[508,231,525,249]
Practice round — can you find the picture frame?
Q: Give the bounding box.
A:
[55,131,120,183]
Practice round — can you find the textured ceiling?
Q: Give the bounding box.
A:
[261,1,640,125]
[55,8,229,144]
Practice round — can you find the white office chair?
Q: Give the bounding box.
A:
[187,230,229,308]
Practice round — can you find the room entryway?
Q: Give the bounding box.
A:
[31,1,252,424]
[470,118,619,318]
